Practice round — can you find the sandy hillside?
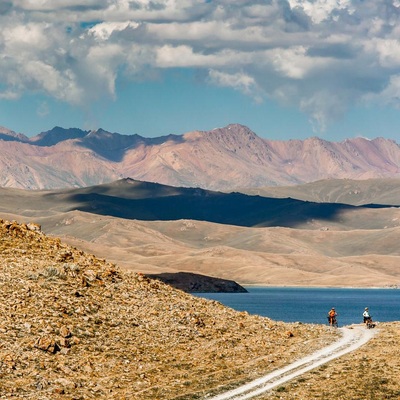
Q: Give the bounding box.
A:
[17,210,400,288]
[0,218,339,399]
[239,178,400,206]
[0,178,399,288]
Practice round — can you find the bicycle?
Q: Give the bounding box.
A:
[327,316,338,327]
[365,317,375,329]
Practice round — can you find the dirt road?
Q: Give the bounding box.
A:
[207,325,377,400]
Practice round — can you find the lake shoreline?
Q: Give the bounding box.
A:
[196,287,400,325]
[242,284,400,289]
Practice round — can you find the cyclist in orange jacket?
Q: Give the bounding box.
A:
[327,307,338,326]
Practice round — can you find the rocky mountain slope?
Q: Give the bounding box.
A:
[1,124,400,190]
[147,272,248,293]
[0,218,337,399]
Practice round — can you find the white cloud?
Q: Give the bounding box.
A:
[365,39,400,68]
[367,74,400,108]
[208,69,263,102]
[268,46,312,79]
[88,21,140,41]
[0,90,20,100]
[3,23,53,54]
[13,0,108,11]
[300,90,348,133]
[2,0,400,132]
[288,0,354,24]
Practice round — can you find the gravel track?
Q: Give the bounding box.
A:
[207,325,377,400]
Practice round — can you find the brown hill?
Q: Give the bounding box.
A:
[147,272,248,293]
[1,179,399,287]
[1,124,400,190]
[0,218,337,399]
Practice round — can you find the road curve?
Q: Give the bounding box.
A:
[207,325,377,400]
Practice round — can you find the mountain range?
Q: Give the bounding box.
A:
[1,122,400,287]
[1,124,400,190]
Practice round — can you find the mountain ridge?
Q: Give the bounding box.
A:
[1,123,400,190]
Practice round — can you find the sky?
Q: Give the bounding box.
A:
[1,1,400,142]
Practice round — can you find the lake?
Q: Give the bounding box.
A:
[194,287,400,327]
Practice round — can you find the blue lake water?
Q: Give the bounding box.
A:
[194,287,400,327]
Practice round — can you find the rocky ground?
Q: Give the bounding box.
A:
[0,219,339,399]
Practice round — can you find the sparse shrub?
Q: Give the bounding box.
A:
[27,272,39,280]
[40,266,66,280]
[63,263,80,276]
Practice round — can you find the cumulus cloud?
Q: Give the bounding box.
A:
[2,0,400,131]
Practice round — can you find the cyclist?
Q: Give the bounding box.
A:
[327,307,338,326]
[363,307,372,324]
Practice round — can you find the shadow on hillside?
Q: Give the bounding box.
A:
[26,127,186,162]
[0,134,23,142]
[55,190,364,228]
[75,133,185,162]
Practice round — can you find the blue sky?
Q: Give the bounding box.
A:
[1,1,400,142]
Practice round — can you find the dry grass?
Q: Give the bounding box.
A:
[260,322,400,399]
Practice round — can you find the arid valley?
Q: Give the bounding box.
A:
[1,124,400,399]
[1,177,400,288]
